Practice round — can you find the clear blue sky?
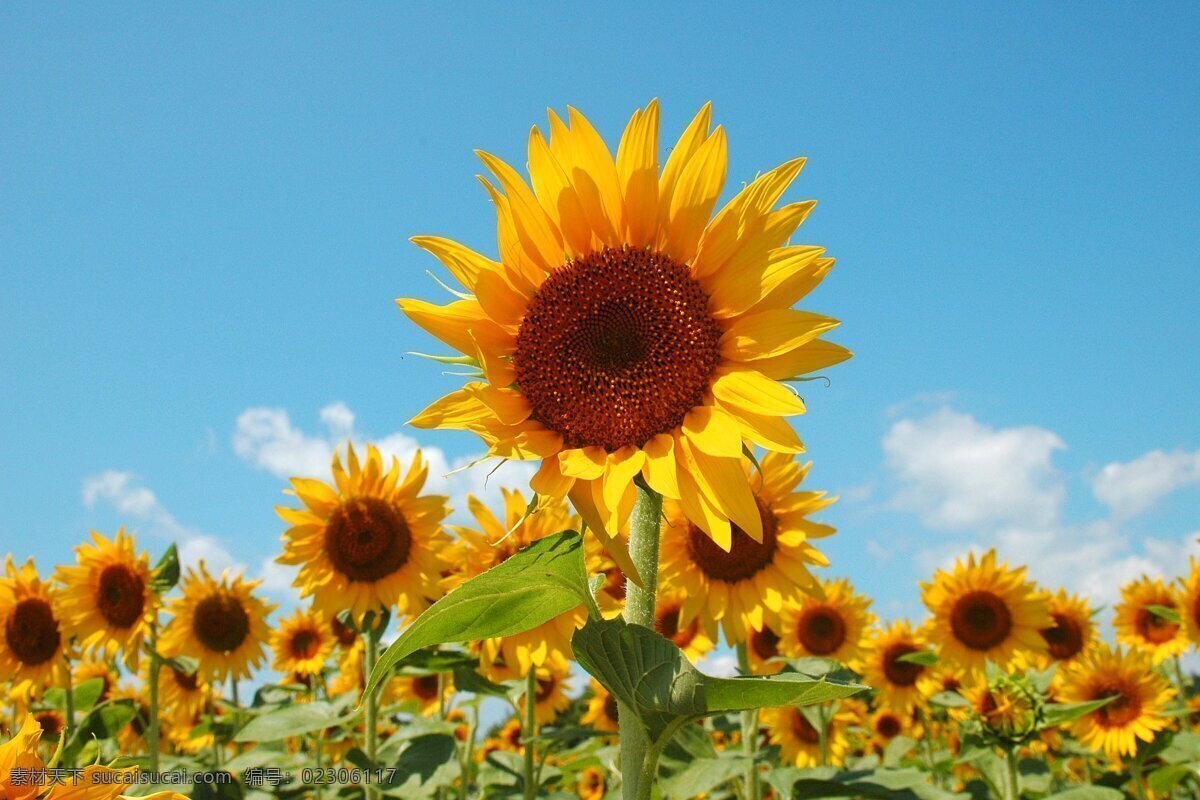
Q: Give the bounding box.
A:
[3,4,1198,631]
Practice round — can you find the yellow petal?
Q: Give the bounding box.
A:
[663,126,727,263]
[752,339,853,381]
[474,266,529,331]
[546,109,619,248]
[714,399,806,454]
[409,386,494,430]
[559,447,607,480]
[679,438,763,542]
[601,447,646,514]
[396,297,484,356]
[706,242,823,319]
[641,433,681,499]
[410,235,499,290]
[464,384,533,426]
[528,126,592,256]
[476,150,564,270]
[616,99,660,248]
[567,106,625,243]
[531,457,574,502]
[754,256,837,313]
[569,480,642,587]
[658,102,712,231]
[676,463,731,550]
[719,309,841,362]
[681,405,743,458]
[711,367,806,417]
[477,175,545,288]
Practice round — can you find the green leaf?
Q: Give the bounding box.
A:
[571,617,865,742]
[150,543,180,593]
[929,691,970,709]
[1147,604,1182,624]
[365,529,590,700]
[393,648,478,676]
[1042,787,1126,800]
[234,701,354,742]
[660,755,753,799]
[769,768,967,800]
[895,650,939,666]
[72,677,106,711]
[1039,697,1115,730]
[1149,763,1200,794]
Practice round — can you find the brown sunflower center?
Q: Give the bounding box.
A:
[290,629,322,660]
[4,597,61,666]
[172,667,200,692]
[34,710,65,737]
[655,603,697,650]
[685,498,779,583]
[949,590,1013,651]
[796,606,847,656]
[513,246,723,452]
[192,592,250,653]
[603,692,619,723]
[413,674,441,701]
[602,567,627,602]
[1135,604,1180,644]
[1041,612,1085,660]
[1092,682,1141,727]
[96,563,146,629]
[536,676,557,702]
[330,615,358,647]
[875,713,902,739]
[882,642,925,687]
[750,625,781,662]
[790,708,821,744]
[324,497,413,583]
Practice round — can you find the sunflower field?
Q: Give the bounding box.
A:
[5,102,1200,800]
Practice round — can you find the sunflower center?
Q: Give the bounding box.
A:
[1135,605,1180,644]
[875,713,902,739]
[4,597,61,666]
[536,676,557,702]
[513,246,723,452]
[603,692,619,723]
[655,603,691,647]
[790,708,821,744]
[603,567,627,602]
[413,675,441,701]
[290,629,321,660]
[34,710,65,737]
[1093,682,1141,727]
[685,498,779,583]
[330,616,358,647]
[750,626,781,661]
[192,592,250,653]
[324,497,413,583]
[882,642,925,687]
[949,590,1013,651]
[96,564,146,629]
[172,667,200,692]
[797,606,847,656]
[1041,612,1085,660]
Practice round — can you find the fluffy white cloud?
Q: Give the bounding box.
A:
[883,407,1066,531]
[1093,449,1200,519]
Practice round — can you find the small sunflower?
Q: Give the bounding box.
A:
[519,666,573,725]
[0,557,65,698]
[921,550,1050,674]
[1058,643,1175,759]
[400,101,849,580]
[652,589,714,662]
[918,664,968,704]
[0,715,43,800]
[869,708,920,754]
[389,673,452,717]
[1038,589,1097,665]
[746,621,786,674]
[277,443,451,622]
[860,620,930,712]
[962,679,1039,741]
[577,767,607,800]
[659,452,834,644]
[761,704,853,767]
[73,658,119,703]
[580,679,620,733]
[54,528,153,666]
[1179,558,1200,647]
[270,608,334,679]
[153,661,209,719]
[31,709,66,741]
[327,640,365,697]
[1114,575,1189,665]
[779,576,874,664]
[112,685,153,755]
[159,563,274,683]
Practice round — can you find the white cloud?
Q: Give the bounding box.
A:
[696,652,739,678]
[1093,449,1200,519]
[883,407,1066,531]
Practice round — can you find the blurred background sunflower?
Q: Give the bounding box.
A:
[0,558,65,699]
[270,607,334,684]
[762,703,854,767]
[778,576,874,664]
[1113,575,1188,664]
[860,620,931,711]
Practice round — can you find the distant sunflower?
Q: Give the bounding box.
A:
[270,608,334,679]
[0,715,43,800]
[55,528,153,665]
[328,614,359,651]
[166,707,214,757]
[153,661,209,719]
[659,452,834,643]
[918,664,968,705]
[746,621,786,674]
[580,679,620,733]
[73,658,118,703]
[327,640,365,697]
[652,590,714,662]
[1038,589,1097,665]
[1114,576,1189,664]
[860,621,931,712]
[577,767,607,800]
[112,685,152,754]
[962,679,1039,740]
[0,558,65,698]
[277,443,451,622]
[159,564,274,682]
[1058,644,1174,759]
[779,577,874,664]
[761,704,853,767]
[519,666,573,725]
[31,709,65,741]
[390,673,451,717]
[921,550,1050,674]
[449,489,586,676]
[869,708,920,754]
[400,101,849,580]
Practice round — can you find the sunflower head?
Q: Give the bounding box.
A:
[577,766,607,800]
[1114,575,1189,665]
[159,563,274,683]
[779,576,874,664]
[0,558,65,698]
[761,703,854,768]
[401,101,849,579]
[153,659,210,719]
[271,607,335,680]
[921,550,1050,674]
[962,674,1042,745]
[1059,643,1175,759]
[389,672,452,717]
[519,665,573,726]
[861,620,931,712]
[869,708,920,753]
[277,443,451,623]
[652,589,714,662]
[580,679,620,733]
[1037,589,1097,665]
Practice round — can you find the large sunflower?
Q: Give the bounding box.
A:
[921,550,1050,674]
[55,528,153,666]
[152,660,210,719]
[658,451,834,643]
[0,558,65,698]
[400,101,849,578]
[778,576,874,664]
[1038,589,1097,666]
[860,620,931,712]
[270,608,335,680]
[159,563,274,682]
[1058,643,1174,759]
[519,666,573,726]
[1113,575,1189,665]
[277,443,451,622]
[761,704,854,767]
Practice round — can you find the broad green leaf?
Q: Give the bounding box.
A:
[72,677,107,711]
[1147,604,1182,624]
[1042,787,1126,800]
[929,691,970,709]
[896,650,938,666]
[393,647,478,676]
[1160,732,1200,764]
[150,543,180,593]
[660,755,753,799]
[365,529,590,700]
[882,735,917,768]
[1149,763,1200,794]
[234,701,354,742]
[769,768,966,800]
[1039,697,1115,730]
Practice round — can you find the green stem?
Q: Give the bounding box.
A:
[62,655,75,747]
[460,708,477,800]
[817,704,829,767]
[364,629,380,800]
[917,709,939,788]
[523,669,538,800]
[735,643,760,800]
[1130,758,1147,800]
[1173,656,1189,701]
[1003,747,1020,800]
[147,622,161,772]
[620,482,663,800]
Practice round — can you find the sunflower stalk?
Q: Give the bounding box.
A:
[619,481,663,800]
[523,668,538,800]
[147,621,161,773]
[735,642,761,800]
[1002,746,1021,800]
[61,654,74,746]
[364,625,381,800]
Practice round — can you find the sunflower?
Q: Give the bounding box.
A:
[1058,643,1175,759]
[860,621,931,712]
[577,767,607,800]
[43,764,188,800]
[761,704,853,767]
[328,613,359,651]
[778,576,874,665]
[448,489,586,676]
[32,708,66,741]
[580,679,620,733]
[111,685,153,755]
[479,718,525,759]
[0,557,65,698]
[153,660,210,719]
[746,621,786,674]
[159,563,274,683]
[270,608,334,680]
[652,589,714,662]
[962,679,1039,740]
[659,452,834,643]
[1038,589,1097,666]
[0,715,43,800]
[389,673,452,717]
[400,101,849,578]
[921,550,1050,674]
[327,640,365,697]
[1114,575,1189,665]
[73,658,119,703]
[54,528,153,666]
[519,666,573,726]
[277,443,451,622]
[1179,558,1200,647]
[868,708,920,753]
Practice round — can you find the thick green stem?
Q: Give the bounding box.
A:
[818,704,829,767]
[1130,758,1147,800]
[735,643,760,800]
[460,708,477,800]
[1173,657,1189,701]
[619,483,663,800]
[523,669,538,800]
[62,656,75,745]
[1003,747,1020,800]
[147,622,161,772]
[364,630,380,800]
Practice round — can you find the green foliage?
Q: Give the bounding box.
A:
[150,542,180,593]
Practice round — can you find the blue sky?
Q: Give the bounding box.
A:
[3,3,1199,643]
